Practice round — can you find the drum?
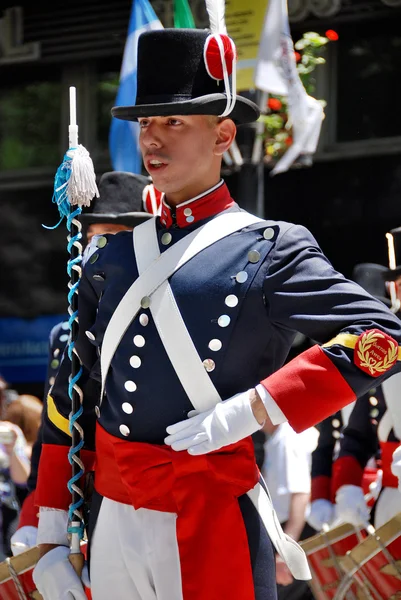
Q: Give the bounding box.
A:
[338,512,401,600]
[0,544,92,600]
[300,522,366,600]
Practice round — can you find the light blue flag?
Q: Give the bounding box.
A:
[109,0,163,173]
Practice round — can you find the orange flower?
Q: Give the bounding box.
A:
[294,51,301,62]
[268,98,282,111]
[325,30,339,41]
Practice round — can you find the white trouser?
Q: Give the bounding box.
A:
[90,497,184,600]
[374,487,401,529]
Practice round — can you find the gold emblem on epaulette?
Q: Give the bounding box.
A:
[355,329,398,377]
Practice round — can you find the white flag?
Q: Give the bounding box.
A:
[254,0,324,175]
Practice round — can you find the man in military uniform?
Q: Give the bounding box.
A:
[9,171,157,556]
[32,27,401,600]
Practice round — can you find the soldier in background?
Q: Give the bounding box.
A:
[333,230,401,529]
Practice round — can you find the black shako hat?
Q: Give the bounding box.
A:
[111,29,260,125]
[352,263,392,307]
[79,171,153,227]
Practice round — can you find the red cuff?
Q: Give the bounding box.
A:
[35,444,96,510]
[331,456,364,501]
[311,475,331,502]
[260,345,356,432]
[18,491,39,529]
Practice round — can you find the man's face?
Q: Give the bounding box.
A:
[86,223,132,244]
[138,115,232,202]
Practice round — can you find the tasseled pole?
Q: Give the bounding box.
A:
[51,86,99,578]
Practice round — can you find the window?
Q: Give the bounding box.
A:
[336,19,401,142]
[0,68,61,171]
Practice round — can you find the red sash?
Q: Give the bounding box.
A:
[95,423,258,600]
[380,441,400,488]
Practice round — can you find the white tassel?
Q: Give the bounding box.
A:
[205,0,227,34]
[67,145,99,207]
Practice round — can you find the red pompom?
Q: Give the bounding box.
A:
[143,184,163,215]
[204,34,235,81]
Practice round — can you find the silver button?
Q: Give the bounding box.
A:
[235,271,248,284]
[95,406,100,418]
[183,208,192,216]
[134,335,145,348]
[129,355,141,368]
[332,419,341,428]
[186,216,195,223]
[119,424,130,437]
[218,315,231,328]
[53,348,60,358]
[203,358,216,372]
[332,430,341,439]
[85,330,95,341]
[93,273,105,282]
[124,380,137,392]
[369,396,378,406]
[61,321,69,330]
[122,402,134,415]
[208,339,222,352]
[139,314,149,326]
[225,294,238,308]
[49,377,55,386]
[263,228,275,240]
[161,232,172,245]
[89,253,99,264]
[140,296,151,309]
[59,334,69,342]
[97,236,108,249]
[248,250,261,263]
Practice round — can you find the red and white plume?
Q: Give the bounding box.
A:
[203,0,237,117]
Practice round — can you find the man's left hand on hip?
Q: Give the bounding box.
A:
[165,390,264,455]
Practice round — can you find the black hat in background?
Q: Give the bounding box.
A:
[79,171,153,227]
[111,29,259,125]
[352,263,391,307]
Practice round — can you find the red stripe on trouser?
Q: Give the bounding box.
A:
[95,423,258,600]
[380,441,400,488]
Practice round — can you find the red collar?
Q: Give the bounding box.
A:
[160,180,235,228]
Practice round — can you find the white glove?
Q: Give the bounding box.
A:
[335,484,370,527]
[10,525,38,555]
[165,390,263,455]
[33,546,89,600]
[391,445,401,493]
[307,499,335,531]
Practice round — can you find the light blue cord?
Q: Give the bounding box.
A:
[49,149,86,538]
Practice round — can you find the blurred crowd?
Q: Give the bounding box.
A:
[0,375,42,559]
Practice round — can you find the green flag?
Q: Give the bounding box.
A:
[173,0,195,28]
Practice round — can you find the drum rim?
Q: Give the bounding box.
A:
[0,546,40,583]
[340,512,401,574]
[300,523,359,554]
